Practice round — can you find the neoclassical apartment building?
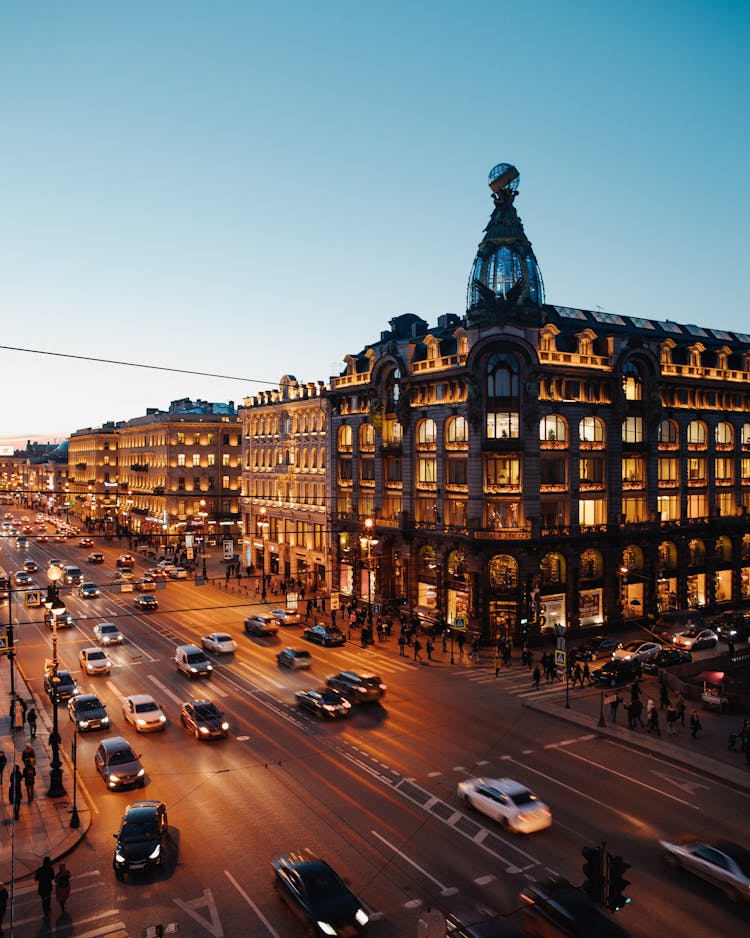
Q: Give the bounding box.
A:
[322,163,750,642]
[68,423,120,526]
[240,377,328,589]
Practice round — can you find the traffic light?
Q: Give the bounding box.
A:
[606,854,631,912]
[581,845,605,904]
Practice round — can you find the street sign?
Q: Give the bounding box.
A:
[555,649,567,667]
[330,591,340,611]
[0,635,9,656]
[222,539,234,560]
[454,616,467,631]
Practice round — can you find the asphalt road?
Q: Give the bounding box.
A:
[3,522,750,937]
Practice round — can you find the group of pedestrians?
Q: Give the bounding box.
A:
[8,694,36,737]
[2,739,38,820]
[33,856,71,921]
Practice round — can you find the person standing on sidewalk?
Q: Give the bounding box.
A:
[35,857,55,920]
[398,632,406,657]
[22,760,36,803]
[666,703,678,736]
[13,697,24,733]
[690,710,702,738]
[8,765,22,820]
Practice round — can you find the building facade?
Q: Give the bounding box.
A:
[240,376,328,590]
[323,163,750,642]
[67,423,120,529]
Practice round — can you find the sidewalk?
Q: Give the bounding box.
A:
[0,659,91,884]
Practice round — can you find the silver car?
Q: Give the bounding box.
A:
[660,838,750,902]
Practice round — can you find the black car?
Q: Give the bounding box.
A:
[44,668,78,703]
[68,693,111,732]
[272,852,369,936]
[134,594,158,612]
[642,648,693,674]
[295,688,352,719]
[519,880,630,938]
[88,552,105,564]
[325,671,386,703]
[593,659,641,687]
[113,800,168,878]
[180,699,229,740]
[78,581,101,598]
[713,611,750,643]
[574,635,621,661]
[303,624,346,647]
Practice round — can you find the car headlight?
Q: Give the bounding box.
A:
[190,667,198,673]
[109,774,120,783]
[79,720,90,728]
[355,909,369,926]
[317,923,337,936]
[206,664,213,671]
[115,850,125,863]
[137,768,145,777]
[199,726,210,734]
[136,718,147,726]
[221,722,229,730]
[148,845,160,860]
[102,717,110,725]
[158,715,166,723]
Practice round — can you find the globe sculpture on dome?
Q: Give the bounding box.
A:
[466,162,544,321]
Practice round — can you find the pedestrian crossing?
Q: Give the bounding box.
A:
[6,872,128,936]
[449,661,590,699]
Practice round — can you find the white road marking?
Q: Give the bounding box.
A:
[372,830,453,893]
[147,675,190,707]
[225,869,283,937]
[650,771,711,795]
[173,887,224,937]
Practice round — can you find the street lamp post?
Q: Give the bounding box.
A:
[44,564,67,798]
[359,518,379,626]
[70,729,80,828]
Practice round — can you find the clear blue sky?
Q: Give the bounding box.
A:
[1,0,748,445]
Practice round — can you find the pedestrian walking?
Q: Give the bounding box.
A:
[398,633,406,657]
[27,706,37,739]
[8,765,22,820]
[609,692,623,723]
[659,680,670,710]
[631,697,645,728]
[442,630,448,653]
[630,680,641,702]
[572,663,583,687]
[647,707,661,736]
[21,742,36,770]
[690,711,702,738]
[457,632,465,655]
[582,661,593,685]
[413,639,423,662]
[532,665,541,690]
[675,693,686,726]
[666,703,678,736]
[426,639,434,661]
[55,862,71,913]
[0,749,6,788]
[0,880,8,936]
[35,857,55,920]
[22,761,35,803]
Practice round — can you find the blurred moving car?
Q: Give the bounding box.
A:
[168,566,189,579]
[180,699,229,739]
[122,694,167,733]
[519,880,630,937]
[611,640,661,663]
[672,628,719,651]
[79,647,113,676]
[44,610,75,630]
[147,567,168,580]
[79,537,94,548]
[713,611,750,643]
[277,648,312,670]
[272,851,369,936]
[295,688,352,719]
[78,581,101,598]
[174,644,213,679]
[134,594,158,612]
[642,648,692,674]
[457,777,552,833]
[94,621,123,646]
[325,671,386,703]
[303,624,346,647]
[95,736,145,790]
[87,552,105,564]
[574,635,621,661]
[68,693,110,732]
[201,632,237,654]
[660,837,750,902]
[244,614,279,637]
[113,800,168,878]
[116,554,136,568]
[13,570,32,587]
[271,607,301,626]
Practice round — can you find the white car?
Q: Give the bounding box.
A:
[122,694,167,733]
[672,628,719,651]
[93,622,123,646]
[201,632,238,654]
[271,607,301,626]
[79,647,112,676]
[169,567,189,579]
[457,777,552,833]
[611,640,662,663]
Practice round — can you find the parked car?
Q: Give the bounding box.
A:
[113,800,168,878]
[175,644,213,679]
[593,659,641,686]
[303,624,346,647]
[660,837,750,902]
[79,646,113,676]
[180,699,229,739]
[672,628,718,651]
[87,552,105,564]
[95,737,145,790]
[272,852,370,936]
[78,581,101,598]
[457,777,552,833]
[295,687,352,719]
[642,648,693,674]
[611,640,662,663]
[122,694,167,733]
[271,607,301,626]
[277,647,312,670]
[94,621,123,646]
[244,614,279,637]
[68,693,110,732]
[574,635,621,661]
[134,594,158,612]
[201,632,238,654]
[325,671,386,703]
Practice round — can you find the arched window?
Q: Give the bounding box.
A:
[445,416,468,444]
[540,415,568,444]
[687,420,707,447]
[658,541,678,570]
[540,552,566,585]
[715,536,732,563]
[742,423,750,447]
[418,545,438,575]
[489,554,518,591]
[359,423,375,449]
[658,419,679,445]
[580,549,603,580]
[416,418,437,446]
[487,352,519,399]
[688,538,706,565]
[622,545,644,571]
[715,422,734,446]
[579,416,604,444]
[622,361,643,401]
[337,425,352,452]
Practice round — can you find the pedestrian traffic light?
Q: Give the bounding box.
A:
[606,854,631,912]
[581,845,605,904]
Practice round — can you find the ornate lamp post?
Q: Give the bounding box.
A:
[359,518,379,625]
[44,563,67,798]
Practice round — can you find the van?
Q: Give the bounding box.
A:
[175,644,213,679]
[63,565,83,585]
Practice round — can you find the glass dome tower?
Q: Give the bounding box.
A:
[466,163,544,318]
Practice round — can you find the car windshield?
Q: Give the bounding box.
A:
[120,815,158,841]
[88,651,106,661]
[622,642,641,652]
[78,698,103,713]
[303,866,345,901]
[320,691,342,703]
[101,625,118,634]
[511,789,536,806]
[213,634,232,642]
[109,747,137,765]
[291,651,310,659]
[358,677,380,688]
[682,629,699,638]
[194,703,219,719]
[135,701,158,713]
[187,653,205,664]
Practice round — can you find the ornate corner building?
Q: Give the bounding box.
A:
[324,163,750,643]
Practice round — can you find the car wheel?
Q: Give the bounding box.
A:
[115,868,125,881]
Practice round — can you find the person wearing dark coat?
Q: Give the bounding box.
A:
[8,765,22,820]
[35,856,55,919]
